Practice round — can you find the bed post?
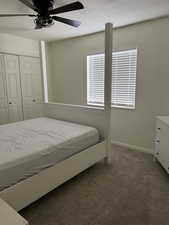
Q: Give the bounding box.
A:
[104,23,113,164]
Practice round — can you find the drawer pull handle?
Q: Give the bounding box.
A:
[157,128,161,130]
[156,140,160,143]
[9,102,12,105]
[33,99,36,102]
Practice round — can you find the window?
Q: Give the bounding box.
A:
[87,49,137,109]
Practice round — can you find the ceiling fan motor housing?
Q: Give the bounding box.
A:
[32,0,55,14]
[34,16,54,29]
[32,0,56,29]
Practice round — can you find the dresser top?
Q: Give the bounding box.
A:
[157,116,169,126]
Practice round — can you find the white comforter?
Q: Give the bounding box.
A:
[0,117,99,191]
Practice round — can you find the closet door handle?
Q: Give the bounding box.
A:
[9,102,12,105]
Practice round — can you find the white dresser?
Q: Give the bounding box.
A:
[155,116,169,174]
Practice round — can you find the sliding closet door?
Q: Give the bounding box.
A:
[0,55,9,125]
[4,55,23,123]
[19,56,43,120]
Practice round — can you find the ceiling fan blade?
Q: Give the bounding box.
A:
[18,0,37,11]
[52,16,81,27]
[49,1,84,15]
[0,14,36,17]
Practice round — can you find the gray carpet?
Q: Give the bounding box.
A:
[21,145,169,225]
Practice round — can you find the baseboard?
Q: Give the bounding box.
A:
[111,140,153,155]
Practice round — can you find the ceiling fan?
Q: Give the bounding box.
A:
[0,0,84,29]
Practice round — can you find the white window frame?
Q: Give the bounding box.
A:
[87,49,137,109]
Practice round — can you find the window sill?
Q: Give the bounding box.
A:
[87,103,135,110]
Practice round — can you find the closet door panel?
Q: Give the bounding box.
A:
[4,55,21,98]
[0,73,6,99]
[22,97,34,119]
[22,97,43,119]
[32,75,43,97]
[20,59,33,98]
[21,74,33,98]
[4,55,23,122]
[0,55,9,125]
[0,99,8,125]
[8,99,23,123]
[20,56,43,120]
[32,96,44,118]
[31,58,43,97]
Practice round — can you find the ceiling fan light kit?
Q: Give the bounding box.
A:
[0,0,84,29]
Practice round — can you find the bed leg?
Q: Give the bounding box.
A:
[104,156,112,164]
[104,157,108,164]
[153,155,157,162]
[104,137,112,164]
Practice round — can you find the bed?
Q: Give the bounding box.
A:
[0,117,99,192]
[0,23,113,225]
[0,106,108,211]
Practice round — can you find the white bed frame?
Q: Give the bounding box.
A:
[0,24,113,225]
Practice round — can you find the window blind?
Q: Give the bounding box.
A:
[87,49,137,109]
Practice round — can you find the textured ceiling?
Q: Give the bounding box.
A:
[0,0,169,41]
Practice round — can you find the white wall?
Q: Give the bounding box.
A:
[0,33,40,57]
[47,17,169,152]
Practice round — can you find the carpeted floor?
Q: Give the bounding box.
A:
[21,145,169,225]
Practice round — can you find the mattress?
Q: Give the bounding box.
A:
[0,117,99,191]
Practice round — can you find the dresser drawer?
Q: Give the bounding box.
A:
[155,118,169,173]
